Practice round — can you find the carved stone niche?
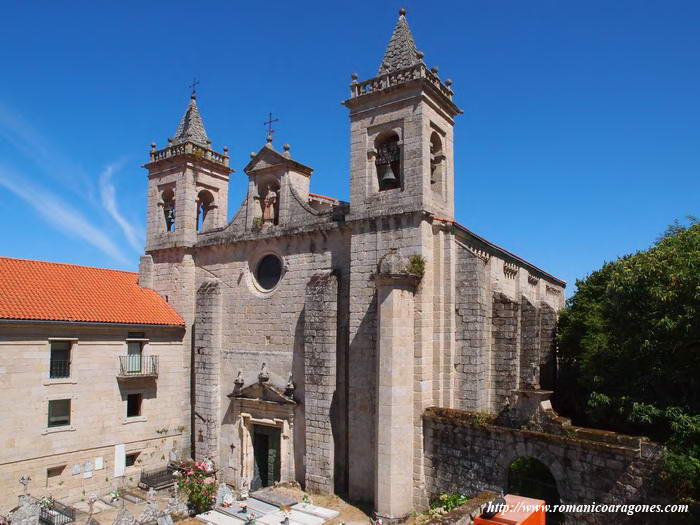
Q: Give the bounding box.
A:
[225,382,296,491]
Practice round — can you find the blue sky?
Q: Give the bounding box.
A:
[0,1,698,295]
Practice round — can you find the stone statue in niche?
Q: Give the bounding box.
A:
[262,185,278,224]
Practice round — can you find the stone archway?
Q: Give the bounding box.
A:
[496,442,570,504]
[506,456,564,525]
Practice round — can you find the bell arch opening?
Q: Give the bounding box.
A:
[161,188,176,232]
[508,456,564,524]
[375,131,401,191]
[430,131,445,192]
[196,189,215,231]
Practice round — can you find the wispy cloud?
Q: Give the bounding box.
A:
[0,168,131,265]
[0,104,146,266]
[0,104,94,197]
[99,162,144,253]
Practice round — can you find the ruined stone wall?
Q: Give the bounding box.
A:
[423,407,664,525]
[303,273,338,494]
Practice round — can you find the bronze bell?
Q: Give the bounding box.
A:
[378,163,398,190]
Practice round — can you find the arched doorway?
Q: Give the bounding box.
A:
[508,457,564,524]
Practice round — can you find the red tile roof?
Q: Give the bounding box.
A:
[0,257,184,326]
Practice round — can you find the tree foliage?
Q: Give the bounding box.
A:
[556,219,700,501]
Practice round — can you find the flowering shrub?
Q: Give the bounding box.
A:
[174,462,216,514]
[38,496,55,509]
[428,492,468,518]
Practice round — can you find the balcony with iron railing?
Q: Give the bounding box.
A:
[49,360,71,379]
[117,355,158,378]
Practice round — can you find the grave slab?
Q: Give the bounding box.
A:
[196,510,246,525]
[291,504,339,521]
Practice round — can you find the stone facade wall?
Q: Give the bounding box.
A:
[188,228,350,490]
[423,407,664,525]
[303,272,338,494]
[539,303,557,390]
[491,293,521,409]
[193,279,223,460]
[0,322,187,511]
[454,247,491,412]
[519,297,541,389]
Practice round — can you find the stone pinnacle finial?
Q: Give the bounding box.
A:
[266,135,273,144]
[378,9,422,75]
[171,95,210,147]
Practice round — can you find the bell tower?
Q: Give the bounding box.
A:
[343,9,461,220]
[143,93,232,252]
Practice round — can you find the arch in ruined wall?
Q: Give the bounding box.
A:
[495,440,572,504]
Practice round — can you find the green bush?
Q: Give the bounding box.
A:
[556,218,700,502]
[406,255,426,278]
[429,492,469,516]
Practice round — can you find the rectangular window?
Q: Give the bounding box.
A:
[126,393,142,418]
[49,341,71,379]
[48,399,71,428]
[125,452,140,467]
[47,465,65,479]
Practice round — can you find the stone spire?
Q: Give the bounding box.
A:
[171,94,210,147]
[377,8,423,75]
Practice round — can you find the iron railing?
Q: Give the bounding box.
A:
[139,465,177,490]
[49,360,70,379]
[31,498,76,525]
[118,355,158,377]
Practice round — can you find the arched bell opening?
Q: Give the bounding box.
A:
[508,457,564,524]
[375,131,401,191]
[161,188,176,232]
[430,131,445,193]
[196,190,215,231]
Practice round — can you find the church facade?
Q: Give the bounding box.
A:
[138,10,565,521]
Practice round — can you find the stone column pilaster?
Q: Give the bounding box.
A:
[374,259,419,523]
[304,272,338,494]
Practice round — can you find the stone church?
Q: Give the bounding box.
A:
[137,9,565,522]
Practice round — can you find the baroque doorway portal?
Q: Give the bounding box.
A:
[251,425,281,490]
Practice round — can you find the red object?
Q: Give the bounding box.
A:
[0,257,184,326]
[474,495,546,525]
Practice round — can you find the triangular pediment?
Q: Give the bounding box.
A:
[230,382,296,405]
[244,144,312,176]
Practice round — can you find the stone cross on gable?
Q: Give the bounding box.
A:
[264,112,279,136]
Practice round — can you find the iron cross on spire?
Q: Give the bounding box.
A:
[189,78,200,96]
[264,112,279,136]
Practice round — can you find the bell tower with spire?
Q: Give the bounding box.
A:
[143,92,232,252]
[343,8,461,220]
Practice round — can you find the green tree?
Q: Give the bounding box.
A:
[556,219,700,501]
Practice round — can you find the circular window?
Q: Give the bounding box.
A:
[255,254,283,290]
